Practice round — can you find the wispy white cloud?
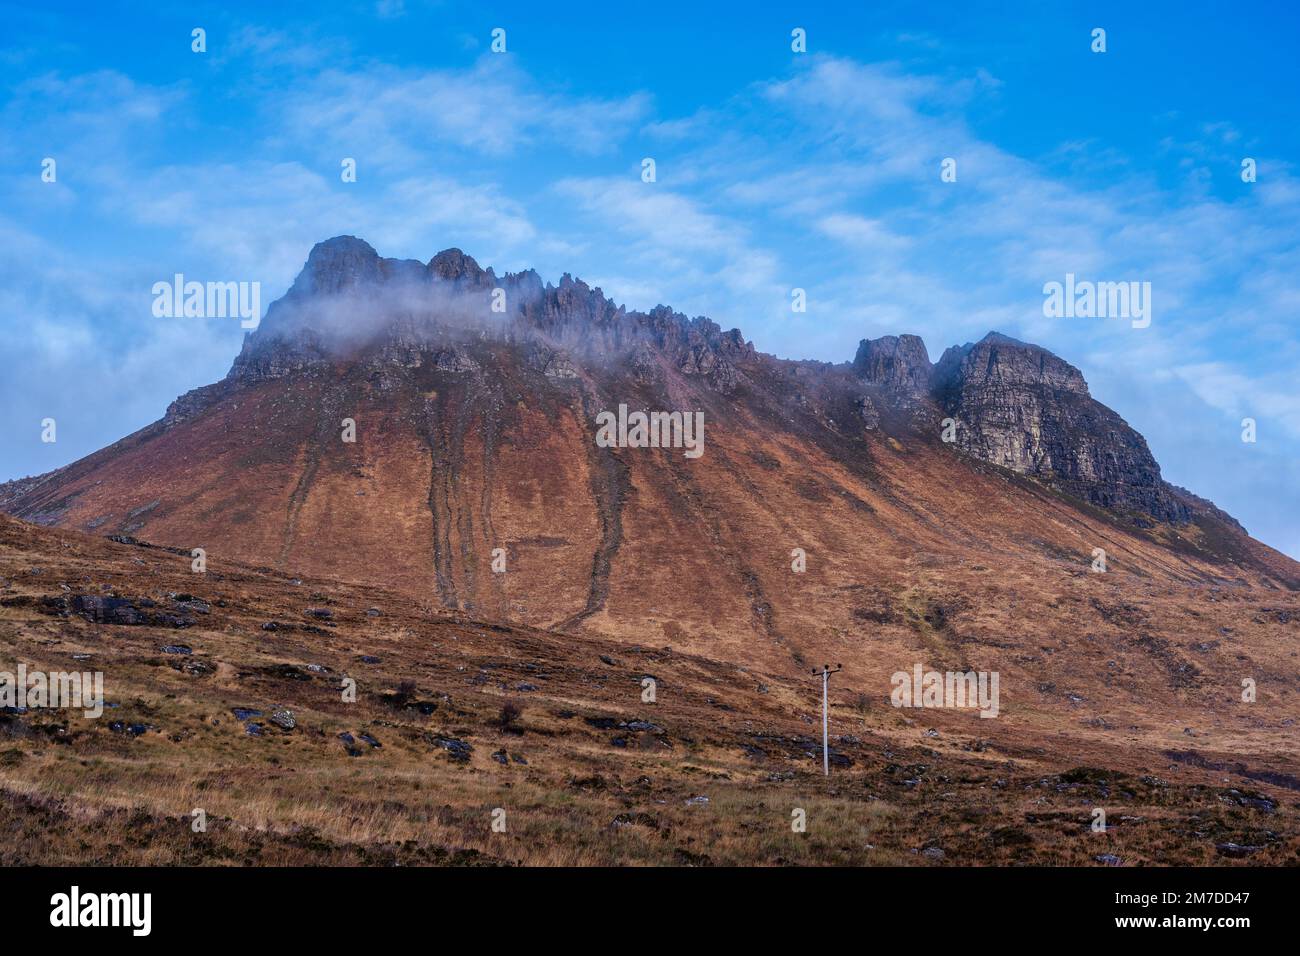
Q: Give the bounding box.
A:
[1173,362,1300,436]
[552,175,785,322]
[276,57,651,163]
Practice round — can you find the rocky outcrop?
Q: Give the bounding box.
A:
[524,342,580,380]
[163,382,232,425]
[853,334,932,398]
[930,333,1190,523]
[229,237,756,394]
[932,332,1087,400]
[846,330,1193,523]
[288,235,420,296]
[428,247,494,289]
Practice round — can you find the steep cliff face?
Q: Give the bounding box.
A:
[852,334,933,399]
[844,330,1191,524]
[930,333,1190,523]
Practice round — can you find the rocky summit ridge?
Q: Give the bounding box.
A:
[229,235,754,393]
[230,236,1201,528]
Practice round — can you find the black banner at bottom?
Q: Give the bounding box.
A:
[0,865,1282,941]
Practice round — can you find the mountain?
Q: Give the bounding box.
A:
[2,237,1296,689]
[4,237,1300,866]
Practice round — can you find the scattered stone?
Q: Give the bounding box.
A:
[435,737,472,762]
[171,658,214,676]
[70,594,192,628]
[672,847,713,866]
[1216,842,1262,858]
[264,663,312,682]
[1221,789,1277,811]
[269,709,296,731]
[610,812,659,830]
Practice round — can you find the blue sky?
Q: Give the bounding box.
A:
[2,1,1298,557]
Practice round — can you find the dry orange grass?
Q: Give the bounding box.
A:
[1,514,1298,866]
